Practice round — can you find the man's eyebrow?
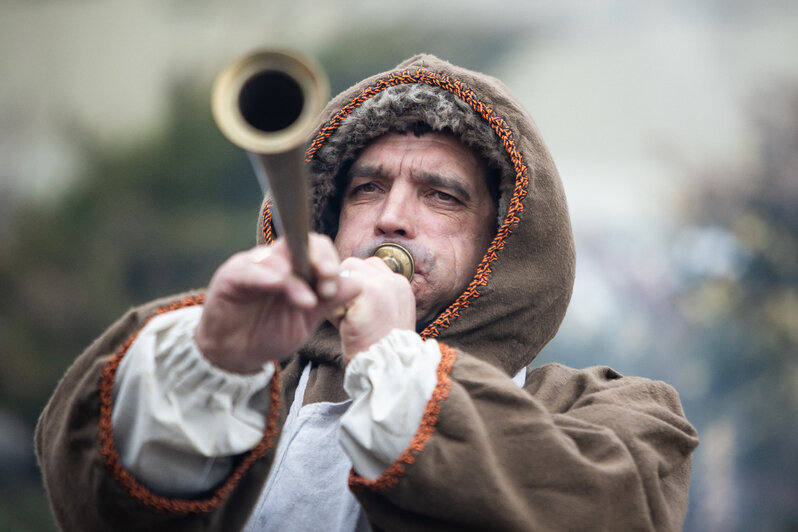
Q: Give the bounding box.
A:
[413,171,473,203]
[347,164,387,182]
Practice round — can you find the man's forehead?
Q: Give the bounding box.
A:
[356,131,476,159]
[348,132,487,187]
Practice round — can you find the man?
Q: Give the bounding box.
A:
[36,54,698,531]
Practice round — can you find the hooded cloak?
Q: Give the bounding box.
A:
[35,54,697,532]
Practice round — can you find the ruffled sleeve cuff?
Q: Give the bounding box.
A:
[339,329,441,480]
[111,305,274,495]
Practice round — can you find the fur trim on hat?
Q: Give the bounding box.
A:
[309,83,515,237]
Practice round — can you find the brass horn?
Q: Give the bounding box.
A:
[211,49,414,283]
[212,50,328,282]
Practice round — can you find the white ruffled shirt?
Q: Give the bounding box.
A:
[111,306,442,495]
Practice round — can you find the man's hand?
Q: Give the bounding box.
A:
[195,234,359,374]
[333,256,416,364]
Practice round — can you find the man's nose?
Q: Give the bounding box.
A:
[375,187,415,238]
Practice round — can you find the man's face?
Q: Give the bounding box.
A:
[334,132,497,324]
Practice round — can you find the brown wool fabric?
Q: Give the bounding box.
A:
[36,54,697,531]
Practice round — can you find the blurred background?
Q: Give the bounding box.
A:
[1,0,797,529]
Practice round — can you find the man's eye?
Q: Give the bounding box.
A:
[432,190,459,203]
[351,182,379,195]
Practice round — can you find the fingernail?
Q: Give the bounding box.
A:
[319,280,337,298]
[297,290,316,307]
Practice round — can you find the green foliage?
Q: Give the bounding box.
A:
[0,81,261,423]
[0,480,57,532]
[680,89,798,528]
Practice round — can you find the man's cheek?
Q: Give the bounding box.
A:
[333,230,354,258]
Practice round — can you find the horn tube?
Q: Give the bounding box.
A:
[211,50,414,283]
[212,49,328,282]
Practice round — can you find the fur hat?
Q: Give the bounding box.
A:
[308,83,515,237]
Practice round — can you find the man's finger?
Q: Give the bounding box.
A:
[308,233,341,299]
[323,268,365,326]
[283,273,319,309]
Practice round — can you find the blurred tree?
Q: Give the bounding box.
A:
[0,79,261,532]
[678,88,798,529]
[0,80,259,426]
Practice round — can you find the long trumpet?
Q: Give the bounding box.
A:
[211,49,414,283]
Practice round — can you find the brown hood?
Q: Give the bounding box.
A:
[258,54,575,375]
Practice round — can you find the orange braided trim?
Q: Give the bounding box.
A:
[348,343,457,493]
[306,69,529,340]
[98,294,283,514]
[261,200,274,244]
